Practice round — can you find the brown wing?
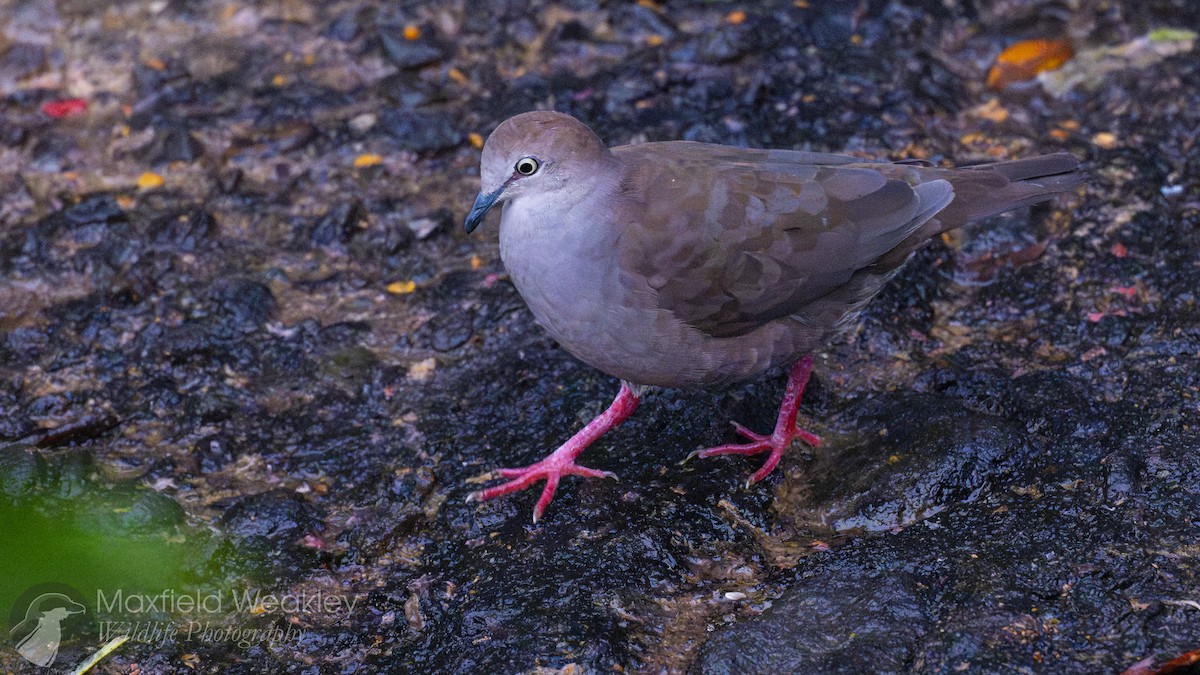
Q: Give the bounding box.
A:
[613,142,954,338]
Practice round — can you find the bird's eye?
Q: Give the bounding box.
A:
[515,157,540,176]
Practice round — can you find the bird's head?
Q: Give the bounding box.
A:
[464,111,609,233]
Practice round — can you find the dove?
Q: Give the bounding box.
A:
[464,110,1082,521]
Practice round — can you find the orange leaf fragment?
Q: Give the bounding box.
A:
[987,39,1074,91]
[353,153,383,168]
[387,280,417,295]
[726,10,747,25]
[136,172,164,190]
[972,98,1010,123]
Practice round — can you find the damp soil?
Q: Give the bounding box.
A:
[2,0,1199,673]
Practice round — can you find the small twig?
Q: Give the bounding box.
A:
[32,414,119,448]
[68,635,129,675]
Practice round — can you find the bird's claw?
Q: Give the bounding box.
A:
[471,458,619,523]
[693,420,821,484]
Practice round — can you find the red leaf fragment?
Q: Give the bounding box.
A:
[41,98,88,118]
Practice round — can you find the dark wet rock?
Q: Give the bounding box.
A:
[405,209,450,240]
[206,278,277,332]
[4,326,50,364]
[152,322,217,363]
[81,486,188,533]
[306,201,367,246]
[184,385,243,424]
[697,570,929,674]
[0,387,35,440]
[220,489,322,542]
[379,109,461,153]
[616,3,679,42]
[348,216,413,261]
[317,320,372,348]
[335,466,436,564]
[698,367,1200,673]
[321,345,380,388]
[63,194,129,228]
[426,311,474,352]
[556,19,591,43]
[180,34,250,83]
[781,393,1030,533]
[0,445,49,501]
[675,23,762,65]
[377,24,444,70]
[149,208,218,250]
[32,413,120,450]
[230,119,319,160]
[149,123,205,163]
[327,7,371,42]
[0,42,49,83]
[375,71,438,109]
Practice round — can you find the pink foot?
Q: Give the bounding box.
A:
[469,382,640,522]
[469,455,618,523]
[692,355,821,486]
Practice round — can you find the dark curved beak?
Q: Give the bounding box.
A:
[464,186,503,234]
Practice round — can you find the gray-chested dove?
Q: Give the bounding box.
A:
[463,110,1082,522]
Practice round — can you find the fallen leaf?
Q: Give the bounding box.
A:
[1121,649,1200,675]
[971,98,1010,123]
[387,280,417,294]
[987,39,1074,91]
[136,172,164,189]
[1040,29,1195,97]
[407,357,437,382]
[41,98,88,118]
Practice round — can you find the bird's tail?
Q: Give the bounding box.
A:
[934,152,1084,229]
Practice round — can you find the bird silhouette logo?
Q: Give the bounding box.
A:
[9,592,86,667]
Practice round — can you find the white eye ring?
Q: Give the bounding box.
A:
[515,157,540,176]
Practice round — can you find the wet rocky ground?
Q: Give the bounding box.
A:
[2,0,1199,673]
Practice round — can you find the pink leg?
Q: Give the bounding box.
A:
[692,355,822,486]
[469,382,641,522]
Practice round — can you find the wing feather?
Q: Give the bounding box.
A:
[614,142,953,338]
